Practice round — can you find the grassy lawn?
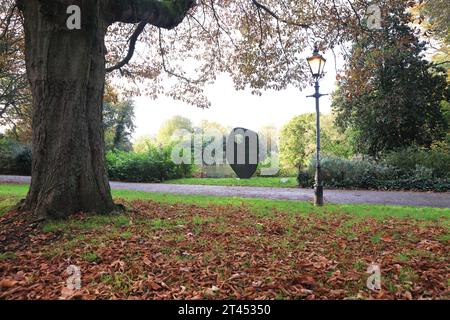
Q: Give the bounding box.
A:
[0,183,449,300]
[166,177,298,188]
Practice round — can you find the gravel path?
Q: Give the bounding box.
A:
[1,175,449,208]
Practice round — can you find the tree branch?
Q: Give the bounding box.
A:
[434,60,450,66]
[107,0,195,29]
[250,0,309,29]
[0,3,17,40]
[106,21,147,73]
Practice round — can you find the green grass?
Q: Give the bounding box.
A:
[370,234,382,244]
[112,189,450,221]
[42,214,130,233]
[100,272,134,294]
[0,194,20,216]
[0,252,17,261]
[0,183,449,221]
[166,177,298,188]
[83,251,100,263]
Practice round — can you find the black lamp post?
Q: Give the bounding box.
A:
[306,45,327,206]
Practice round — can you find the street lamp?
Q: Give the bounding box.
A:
[306,45,327,206]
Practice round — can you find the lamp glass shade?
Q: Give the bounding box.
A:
[307,53,326,78]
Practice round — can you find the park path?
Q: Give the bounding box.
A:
[0,175,449,208]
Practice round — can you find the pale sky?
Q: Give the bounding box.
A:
[133,50,342,140]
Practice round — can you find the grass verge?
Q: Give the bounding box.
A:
[0,183,448,221]
[166,177,298,188]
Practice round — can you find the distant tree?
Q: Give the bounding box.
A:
[2,104,32,143]
[103,82,120,105]
[279,113,352,170]
[413,0,449,78]
[280,114,315,170]
[439,100,450,148]
[133,135,156,153]
[103,99,135,152]
[258,125,278,158]
[0,3,31,142]
[320,115,355,159]
[415,0,449,43]
[197,120,228,135]
[157,116,193,145]
[333,6,449,156]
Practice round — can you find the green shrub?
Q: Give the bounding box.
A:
[383,147,450,178]
[277,167,298,178]
[305,156,398,189]
[297,171,313,186]
[381,177,450,192]
[0,137,32,175]
[0,136,191,182]
[297,154,450,191]
[106,145,192,183]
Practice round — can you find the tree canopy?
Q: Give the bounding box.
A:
[280,113,352,169]
[92,0,419,106]
[1,0,423,110]
[332,3,449,156]
[103,99,136,152]
[0,1,29,134]
[157,115,193,144]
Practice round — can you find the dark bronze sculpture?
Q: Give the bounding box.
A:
[226,128,259,179]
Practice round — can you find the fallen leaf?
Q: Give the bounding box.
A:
[59,287,75,300]
[0,279,18,289]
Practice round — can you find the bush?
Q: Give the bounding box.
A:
[305,156,398,189]
[0,136,191,182]
[277,167,298,177]
[296,171,313,187]
[381,177,450,192]
[383,147,450,178]
[297,154,450,192]
[0,137,32,175]
[106,145,192,183]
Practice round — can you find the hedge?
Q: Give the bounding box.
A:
[297,154,450,192]
[106,147,192,183]
[0,137,191,183]
[0,138,32,176]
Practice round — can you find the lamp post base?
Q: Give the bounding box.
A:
[314,186,324,206]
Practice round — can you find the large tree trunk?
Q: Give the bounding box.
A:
[17,0,194,219]
[20,1,115,218]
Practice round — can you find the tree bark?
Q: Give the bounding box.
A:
[20,0,115,218]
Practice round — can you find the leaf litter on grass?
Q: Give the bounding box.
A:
[0,199,448,300]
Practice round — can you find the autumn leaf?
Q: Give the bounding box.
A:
[0,279,18,289]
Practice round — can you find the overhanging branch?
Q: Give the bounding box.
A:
[106,21,147,73]
[107,0,196,29]
[251,0,309,29]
